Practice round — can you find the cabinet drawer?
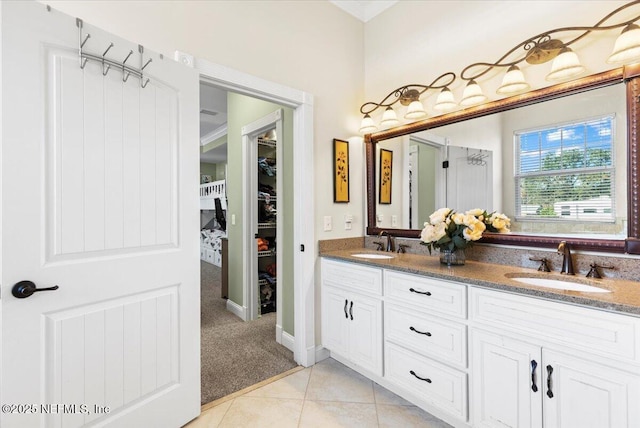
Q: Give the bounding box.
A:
[385,303,467,368]
[384,270,467,319]
[470,288,640,363]
[322,258,382,296]
[385,342,467,420]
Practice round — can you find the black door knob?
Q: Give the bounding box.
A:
[12,281,59,299]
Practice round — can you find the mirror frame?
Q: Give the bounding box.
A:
[366,65,640,254]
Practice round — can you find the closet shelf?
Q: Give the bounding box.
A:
[258,195,277,202]
[258,249,276,258]
[257,138,277,148]
[258,279,277,287]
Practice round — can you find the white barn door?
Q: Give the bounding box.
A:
[1,3,200,427]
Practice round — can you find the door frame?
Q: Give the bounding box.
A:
[405,135,447,217]
[242,109,283,322]
[177,52,316,367]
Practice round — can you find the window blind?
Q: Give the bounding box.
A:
[515,115,615,222]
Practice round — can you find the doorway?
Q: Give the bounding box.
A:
[190,56,315,371]
[198,83,298,404]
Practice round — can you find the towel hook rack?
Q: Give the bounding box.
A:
[75,19,152,87]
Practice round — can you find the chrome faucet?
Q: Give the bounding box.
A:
[557,241,575,275]
[378,230,395,252]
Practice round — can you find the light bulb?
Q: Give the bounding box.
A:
[359,114,377,134]
[460,80,487,106]
[497,65,530,94]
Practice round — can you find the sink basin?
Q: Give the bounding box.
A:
[506,274,611,293]
[351,253,395,260]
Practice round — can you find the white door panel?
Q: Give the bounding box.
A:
[2,2,200,427]
[446,146,493,212]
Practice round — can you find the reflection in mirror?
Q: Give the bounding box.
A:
[375,83,626,239]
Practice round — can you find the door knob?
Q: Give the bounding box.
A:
[12,280,59,299]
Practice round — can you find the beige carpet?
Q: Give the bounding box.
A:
[200,261,298,405]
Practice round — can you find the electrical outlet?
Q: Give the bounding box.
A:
[376,214,384,223]
[323,215,332,231]
[391,215,397,227]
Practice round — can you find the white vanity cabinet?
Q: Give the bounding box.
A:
[383,270,469,421]
[321,259,383,376]
[320,257,640,428]
[470,288,640,428]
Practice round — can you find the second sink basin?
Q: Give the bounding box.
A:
[351,253,395,260]
[506,274,611,293]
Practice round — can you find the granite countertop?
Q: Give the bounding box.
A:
[321,249,640,317]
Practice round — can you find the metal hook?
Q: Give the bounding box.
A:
[123,50,133,65]
[81,33,91,48]
[103,64,111,76]
[141,58,152,70]
[102,42,114,57]
[123,72,131,83]
[141,78,150,88]
[80,57,88,69]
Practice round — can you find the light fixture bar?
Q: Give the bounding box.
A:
[358,0,640,134]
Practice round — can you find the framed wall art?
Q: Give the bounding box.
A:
[379,148,393,204]
[333,139,350,203]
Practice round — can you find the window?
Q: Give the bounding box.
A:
[515,115,614,223]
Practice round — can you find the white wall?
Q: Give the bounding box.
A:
[47,0,368,243]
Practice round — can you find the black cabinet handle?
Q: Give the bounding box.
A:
[409,370,432,383]
[531,360,538,392]
[12,281,59,299]
[409,288,431,296]
[344,299,348,319]
[546,365,554,398]
[349,301,354,320]
[409,326,432,337]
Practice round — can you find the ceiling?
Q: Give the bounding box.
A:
[200,82,228,164]
[329,0,397,22]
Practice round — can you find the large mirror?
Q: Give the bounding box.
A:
[366,67,640,253]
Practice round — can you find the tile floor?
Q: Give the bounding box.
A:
[185,357,453,428]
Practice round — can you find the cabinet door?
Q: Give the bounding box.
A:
[321,286,350,357]
[349,293,383,375]
[543,350,640,428]
[471,329,543,428]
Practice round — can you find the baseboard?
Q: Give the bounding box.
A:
[226,299,246,321]
[315,346,330,363]
[282,331,295,352]
[275,324,295,352]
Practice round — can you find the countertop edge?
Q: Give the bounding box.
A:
[320,251,640,317]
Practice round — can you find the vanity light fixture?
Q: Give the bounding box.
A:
[459,79,487,106]
[433,87,457,111]
[545,47,585,81]
[404,99,427,120]
[358,0,640,134]
[359,113,377,134]
[380,106,400,127]
[496,65,530,94]
[608,23,640,64]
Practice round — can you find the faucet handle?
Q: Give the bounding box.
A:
[586,262,614,279]
[372,241,384,251]
[397,244,410,254]
[529,257,551,272]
